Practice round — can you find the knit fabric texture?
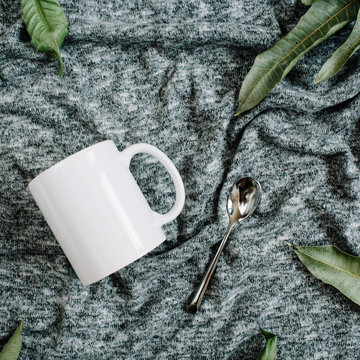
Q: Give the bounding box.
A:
[1,0,360,358]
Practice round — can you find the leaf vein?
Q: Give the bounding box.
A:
[238,0,357,109]
[296,247,360,280]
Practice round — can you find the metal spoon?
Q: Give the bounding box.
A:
[188,177,262,313]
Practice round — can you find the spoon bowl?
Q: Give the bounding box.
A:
[189,177,262,313]
[227,177,262,226]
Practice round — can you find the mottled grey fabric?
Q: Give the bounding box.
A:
[1,0,360,358]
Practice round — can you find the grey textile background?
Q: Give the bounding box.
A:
[1,0,360,358]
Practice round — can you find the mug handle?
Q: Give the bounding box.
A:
[121,143,185,226]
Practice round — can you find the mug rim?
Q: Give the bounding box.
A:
[28,140,114,189]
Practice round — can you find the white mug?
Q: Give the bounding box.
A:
[28,140,185,285]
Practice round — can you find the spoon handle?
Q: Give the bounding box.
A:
[189,225,233,313]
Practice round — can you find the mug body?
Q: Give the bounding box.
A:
[28,140,165,285]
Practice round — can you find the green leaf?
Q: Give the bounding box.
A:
[256,329,277,360]
[21,0,68,77]
[288,243,360,306]
[316,8,360,82]
[301,0,320,5]
[235,0,360,116]
[0,319,25,360]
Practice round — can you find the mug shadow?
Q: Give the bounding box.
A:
[109,273,133,300]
